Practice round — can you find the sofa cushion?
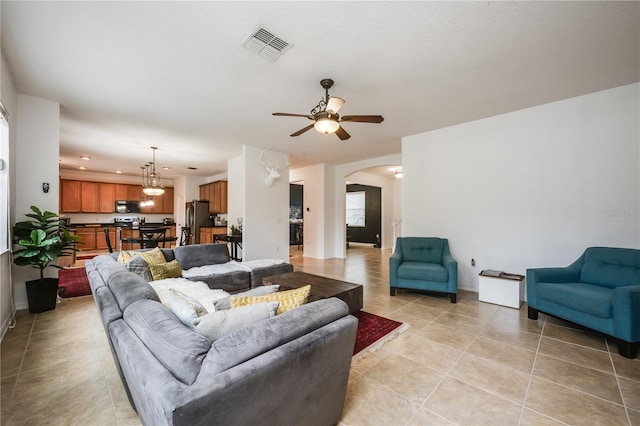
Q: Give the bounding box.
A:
[107,271,161,311]
[193,302,279,342]
[95,285,123,325]
[580,248,640,288]
[231,285,311,315]
[213,285,280,311]
[168,289,209,328]
[150,260,183,281]
[536,282,613,319]
[124,299,211,385]
[149,278,229,308]
[125,255,152,282]
[202,298,349,375]
[397,262,448,282]
[400,237,443,264]
[118,247,167,265]
[174,244,230,270]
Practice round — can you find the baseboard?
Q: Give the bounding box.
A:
[0,310,15,342]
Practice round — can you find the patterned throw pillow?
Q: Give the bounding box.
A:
[213,285,280,311]
[231,285,311,315]
[124,255,153,282]
[168,288,208,328]
[149,260,183,281]
[193,302,279,342]
[118,247,166,265]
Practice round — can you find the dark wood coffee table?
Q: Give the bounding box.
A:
[263,271,363,314]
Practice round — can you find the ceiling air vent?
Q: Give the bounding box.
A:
[242,28,292,62]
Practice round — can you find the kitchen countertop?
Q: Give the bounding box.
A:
[67,223,227,229]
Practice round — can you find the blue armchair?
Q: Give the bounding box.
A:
[389,237,458,303]
[527,247,640,359]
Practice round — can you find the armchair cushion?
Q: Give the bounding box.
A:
[397,262,448,282]
[536,282,613,319]
[398,237,444,263]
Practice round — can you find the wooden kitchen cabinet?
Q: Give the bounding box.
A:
[115,184,129,200]
[99,183,116,213]
[61,180,81,213]
[200,227,227,245]
[76,227,98,251]
[200,227,212,245]
[199,181,228,214]
[127,185,142,201]
[140,187,174,214]
[80,182,99,213]
[162,187,174,214]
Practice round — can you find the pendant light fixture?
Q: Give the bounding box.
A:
[141,147,165,197]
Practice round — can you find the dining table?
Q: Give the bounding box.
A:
[214,234,242,261]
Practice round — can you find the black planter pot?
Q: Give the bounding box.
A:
[25,278,59,313]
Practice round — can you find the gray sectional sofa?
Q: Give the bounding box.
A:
[85,251,358,425]
[172,243,293,292]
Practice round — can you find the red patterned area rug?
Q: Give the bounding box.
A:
[58,268,92,298]
[353,311,409,359]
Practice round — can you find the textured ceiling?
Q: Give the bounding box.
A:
[2,1,638,179]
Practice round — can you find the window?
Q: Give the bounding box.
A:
[0,102,8,253]
[346,191,365,227]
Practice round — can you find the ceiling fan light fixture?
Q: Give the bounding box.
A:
[314,117,340,134]
[326,96,345,113]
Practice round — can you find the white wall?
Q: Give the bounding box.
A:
[227,155,244,244]
[1,51,18,339]
[403,83,640,293]
[242,145,289,261]
[12,94,61,310]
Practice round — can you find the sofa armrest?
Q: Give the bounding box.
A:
[612,285,640,342]
[389,252,402,285]
[442,254,458,292]
[526,266,581,308]
[527,267,580,284]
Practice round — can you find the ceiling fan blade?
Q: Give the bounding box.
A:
[326,97,345,113]
[273,112,313,119]
[290,124,315,137]
[335,126,351,141]
[340,115,384,123]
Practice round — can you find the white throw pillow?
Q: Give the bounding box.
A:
[168,289,209,328]
[213,285,280,311]
[194,301,279,342]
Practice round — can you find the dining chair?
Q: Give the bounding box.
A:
[103,228,114,253]
[179,226,192,246]
[139,226,167,249]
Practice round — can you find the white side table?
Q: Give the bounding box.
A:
[478,270,525,309]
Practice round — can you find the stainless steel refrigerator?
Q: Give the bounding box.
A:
[185,200,210,244]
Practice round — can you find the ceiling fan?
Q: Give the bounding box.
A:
[273,79,384,140]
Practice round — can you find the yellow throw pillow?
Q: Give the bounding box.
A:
[231,285,311,315]
[149,260,183,281]
[118,247,166,265]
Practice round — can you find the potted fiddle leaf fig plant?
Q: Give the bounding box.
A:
[12,206,80,313]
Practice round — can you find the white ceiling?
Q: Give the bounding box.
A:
[2,1,638,179]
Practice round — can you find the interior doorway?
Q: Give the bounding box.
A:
[289,182,303,249]
[346,183,381,247]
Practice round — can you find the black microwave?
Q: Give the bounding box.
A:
[115,200,141,213]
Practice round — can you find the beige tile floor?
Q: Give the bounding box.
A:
[1,244,639,425]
